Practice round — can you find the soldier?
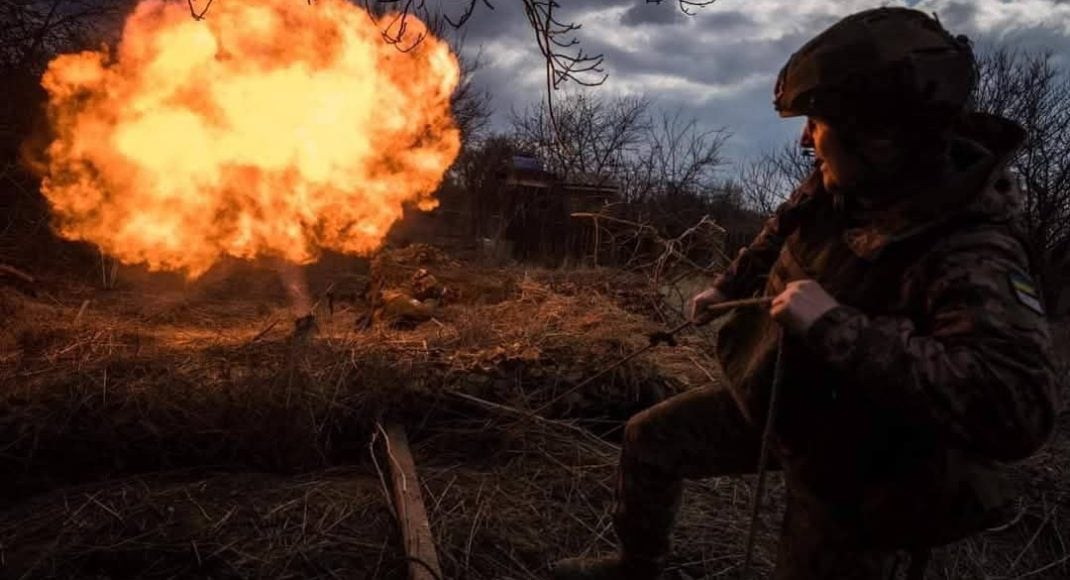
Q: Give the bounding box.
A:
[552,7,1060,580]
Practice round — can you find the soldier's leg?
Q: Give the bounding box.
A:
[615,387,764,564]
[774,492,899,580]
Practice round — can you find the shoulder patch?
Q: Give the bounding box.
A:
[1008,270,1045,315]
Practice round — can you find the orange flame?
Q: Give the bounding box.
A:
[38,0,461,277]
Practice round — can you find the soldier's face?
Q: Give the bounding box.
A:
[801,117,867,193]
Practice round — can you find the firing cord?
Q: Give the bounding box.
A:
[741,328,785,580]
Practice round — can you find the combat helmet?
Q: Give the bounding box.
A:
[775,7,976,132]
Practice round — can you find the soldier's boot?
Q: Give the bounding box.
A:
[551,414,684,580]
[549,554,663,580]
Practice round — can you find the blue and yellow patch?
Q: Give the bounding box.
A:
[1008,270,1045,315]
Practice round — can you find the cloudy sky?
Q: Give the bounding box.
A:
[441,0,1070,168]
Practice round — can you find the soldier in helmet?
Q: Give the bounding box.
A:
[552,7,1060,580]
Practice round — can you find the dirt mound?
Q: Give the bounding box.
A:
[368,243,521,307]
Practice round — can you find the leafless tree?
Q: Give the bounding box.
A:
[511,93,731,217]
[355,1,717,87]
[623,111,730,204]
[1,1,132,150]
[511,92,733,279]
[0,1,131,72]
[974,47,1070,308]
[1,1,133,249]
[441,133,517,238]
[737,141,813,215]
[450,49,493,143]
[413,13,494,143]
[511,92,650,186]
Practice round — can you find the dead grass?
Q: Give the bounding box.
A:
[0,469,404,579]
[0,249,707,578]
[0,253,1067,579]
[0,277,692,493]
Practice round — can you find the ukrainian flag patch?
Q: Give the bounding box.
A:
[1008,270,1045,315]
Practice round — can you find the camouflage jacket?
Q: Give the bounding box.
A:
[712,113,1060,548]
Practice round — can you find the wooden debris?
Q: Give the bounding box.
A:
[244,319,279,346]
[0,263,36,296]
[383,422,443,580]
[73,299,91,324]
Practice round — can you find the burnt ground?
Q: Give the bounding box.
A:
[0,245,1067,580]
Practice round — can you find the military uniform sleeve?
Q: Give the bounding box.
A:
[806,227,1060,462]
[713,170,822,299]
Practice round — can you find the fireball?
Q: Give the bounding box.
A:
[38,0,461,277]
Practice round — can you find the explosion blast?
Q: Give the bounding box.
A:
[38,0,461,277]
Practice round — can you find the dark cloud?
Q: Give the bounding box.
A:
[927,1,981,32]
[921,0,1070,67]
[588,27,800,89]
[620,3,686,27]
[440,1,529,45]
[449,0,1070,165]
[578,5,836,94]
[699,10,757,33]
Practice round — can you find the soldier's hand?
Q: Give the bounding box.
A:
[688,287,727,326]
[771,280,838,335]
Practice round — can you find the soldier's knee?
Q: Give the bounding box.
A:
[623,414,644,447]
[623,407,661,455]
[622,406,688,478]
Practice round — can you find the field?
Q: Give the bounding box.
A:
[0,245,1066,579]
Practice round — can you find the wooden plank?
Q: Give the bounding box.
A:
[384,423,442,580]
[0,263,37,297]
[0,264,34,285]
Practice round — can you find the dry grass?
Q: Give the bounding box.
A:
[0,470,403,579]
[0,248,713,578]
[0,253,700,497]
[0,250,1067,579]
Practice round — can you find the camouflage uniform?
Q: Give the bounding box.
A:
[553,9,1062,580]
[613,111,1061,578]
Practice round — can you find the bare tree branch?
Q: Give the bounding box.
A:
[738,142,813,216]
[511,93,649,187]
[187,0,214,21]
[974,46,1070,307]
[644,0,719,17]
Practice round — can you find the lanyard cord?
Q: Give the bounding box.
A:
[742,328,786,579]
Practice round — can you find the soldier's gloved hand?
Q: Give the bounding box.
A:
[688,287,727,326]
[771,279,839,335]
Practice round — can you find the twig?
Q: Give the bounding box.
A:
[448,391,618,453]
[1009,502,1057,571]
[533,297,772,414]
[73,299,90,324]
[1015,552,1070,579]
[463,479,486,573]
[369,425,396,516]
[187,0,214,20]
[245,320,279,346]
